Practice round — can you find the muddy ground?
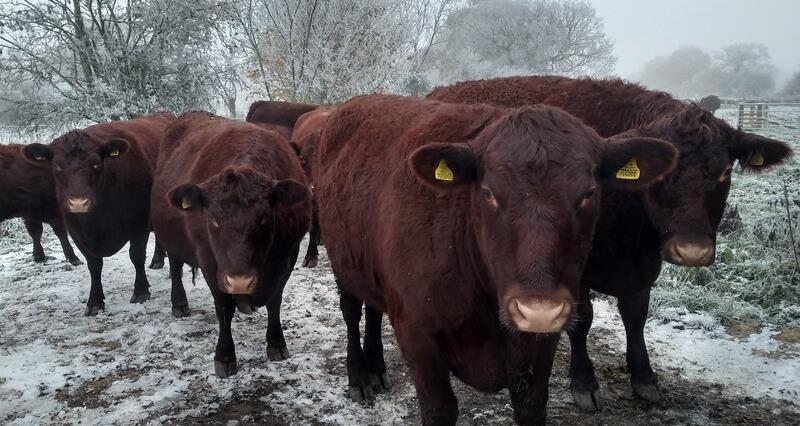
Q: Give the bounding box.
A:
[1,232,798,425]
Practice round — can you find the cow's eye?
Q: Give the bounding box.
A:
[93,164,100,170]
[719,167,732,182]
[480,186,498,209]
[54,165,62,173]
[579,188,597,209]
[210,219,220,228]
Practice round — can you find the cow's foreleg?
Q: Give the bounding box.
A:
[398,333,458,426]
[128,233,151,303]
[266,288,290,361]
[339,284,374,403]
[23,219,45,263]
[568,285,603,412]
[85,256,105,316]
[213,292,238,377]
[618,285,661,403]
[364,305,389,393]
[509,337,559,426]
[169,257,190,317]
[49,218,82,265]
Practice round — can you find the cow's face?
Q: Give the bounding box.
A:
[410,106,678,334]
[23,131,130,214]
[639,108,791,266]
[169,167,309,297]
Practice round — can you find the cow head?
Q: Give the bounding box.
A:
[169,166,310,298]
[409,106,677,333]
[635,107,791,266]
[22,130,130,214]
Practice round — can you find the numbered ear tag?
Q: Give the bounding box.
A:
[109,149,120,157]
[435,159,454,182]
[615,158,640,180]
[181,198,192,209]
[749,152,764,166]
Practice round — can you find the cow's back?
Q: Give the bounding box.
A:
[246,100,318,129]
[427,76,684,137]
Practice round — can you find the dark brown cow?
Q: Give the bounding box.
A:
[22,114,176,316]
[312,95,678,425]
[289,107,335,268]
[151,112,311,377]
[0,144,81,265]
[245,100,318,129]
[428,76,792,411]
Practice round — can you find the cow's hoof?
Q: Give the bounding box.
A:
[235,300,256,315]
[33,252,46,263]
[266,346,291,361]
[214,360,238,378]
[130,292,151,304]
[171,304,191,318]
[570,382,604,412]
[302,256,318,268]
[68,257,83,266]
[347,383,375,405]
[632,381,662,403]
[148,259,165,270]
[84,303,105,317]
[369,372,390,393]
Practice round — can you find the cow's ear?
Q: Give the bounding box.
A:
[168,184,205,212]
[22,143,53,163]
[600,135,678,190]
[98,138,130,159]
[269,179,310,208]
[730,131,792,172]
[409,143,477,191]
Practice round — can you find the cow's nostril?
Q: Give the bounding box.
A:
[223,274,257,294]
[672,242,714,266]
[67,197,91,213]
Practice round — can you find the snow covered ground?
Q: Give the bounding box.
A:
[1,232,798,424]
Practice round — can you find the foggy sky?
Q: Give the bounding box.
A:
[591,0,800,82]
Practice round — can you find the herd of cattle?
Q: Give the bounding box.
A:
[0,75,793,425]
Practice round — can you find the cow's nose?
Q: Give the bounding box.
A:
[223,275,257,294]
[506,288,573,333]
[67,197,91,213]
[665,238,715,267]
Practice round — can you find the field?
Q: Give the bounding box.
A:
[1,105,799,424]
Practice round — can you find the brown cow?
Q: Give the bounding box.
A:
[245,100,318,129]
[428,76,793,411]
[22,114,177,316]
[0,144,81,265]
[151,112,311,377]
[312,95,678,425]
[289,107,335,268]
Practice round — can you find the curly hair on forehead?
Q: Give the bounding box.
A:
[54,130,99,157]
[648,106,735,146]
[205,165,274,206]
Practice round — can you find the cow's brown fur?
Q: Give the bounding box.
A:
[312,95,677,424]
[0,144,80,264]
[151,112,311,377]
[428,76,793,410]
[245,100,318,129]
[22,114,176,316]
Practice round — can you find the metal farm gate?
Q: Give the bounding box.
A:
[738,102,800,133]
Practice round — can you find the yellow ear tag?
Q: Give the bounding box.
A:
[749,152,764,166]
[109,150,120,157]
[181,198,192,209]
[615,158,640,180]
[434,159,454,182]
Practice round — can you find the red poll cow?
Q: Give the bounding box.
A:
[245,100,318,129]
[312,95,678,424]
[22,114,175,316]
[288,107,335,268]
[150,112,311,377]
[428,76,793,411]
[0,144,81,265]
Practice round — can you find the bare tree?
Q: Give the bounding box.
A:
[714,43,776,99]
[783,69,800,100]
[230,0,414,104]
[0,0,229,130]
[425,0,615,85]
